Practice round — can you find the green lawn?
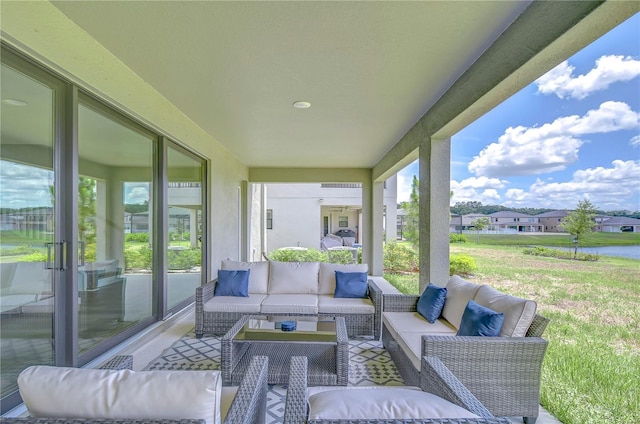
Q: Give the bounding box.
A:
[385,243,640,424]
[468,231,640,247]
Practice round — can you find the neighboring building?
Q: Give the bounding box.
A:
[598,216,640,233]
[254,176,397,253]
[489,211,542,232]
[449,213,492,232]
[536,210,569,232]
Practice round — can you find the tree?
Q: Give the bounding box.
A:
[470,217,490,244]
[561,199,597,259]
[401,175,420,249]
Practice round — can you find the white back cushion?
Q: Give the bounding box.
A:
[318,263,369,295]
[307,386,479,420]
[221,260,269,294]
[441,275,482,330]
[18,366,222,424]
[268,261,320,294]
[473,285,537,337]
[8,262,52,295]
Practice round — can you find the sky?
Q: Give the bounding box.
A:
[397,13,640,212]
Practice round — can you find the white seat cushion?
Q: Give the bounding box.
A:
[306,386,479,420]
[221,260,269,294]
[203,294,266,313]
[0,294,39,313]
[268,261,320,294]
[18,366,222,424]
[317,294,374,314]
[441,275,482,329]
[394,331,425,371]
[383,312,457,340]
[473,285,537,337]
[318,263,369,295]
[260,294,318,314]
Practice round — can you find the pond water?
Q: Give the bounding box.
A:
[550,245,640,260]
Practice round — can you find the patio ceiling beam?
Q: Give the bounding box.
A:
[372,0,637,181]
[249,167,371,183]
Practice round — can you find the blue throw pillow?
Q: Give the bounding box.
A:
[215,269,250,297]
[457,300,505,336]
[334,271,368,298]
[416,283,447,324]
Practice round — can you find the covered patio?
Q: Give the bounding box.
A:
[1,0,638,420]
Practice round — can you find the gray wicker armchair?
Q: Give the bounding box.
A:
[283,356,512,424]
[382,292,550,424]
[3,355,268,424]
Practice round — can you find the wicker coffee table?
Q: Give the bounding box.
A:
[221,315,348,386]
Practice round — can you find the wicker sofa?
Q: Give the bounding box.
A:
[382,275,549,424]
[5,355,268,424]
[283,355,511,424]
[196,260,382,338]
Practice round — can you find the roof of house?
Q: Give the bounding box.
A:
[536,210,570,218]
[489,211,534,218]
[600,217,640,225]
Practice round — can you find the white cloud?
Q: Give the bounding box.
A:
[0,161,54,208]
[631,135,640,147]
[468,101,640,177]
[503,160,640,210]
[535,55,640,99]
[450,177,506,205]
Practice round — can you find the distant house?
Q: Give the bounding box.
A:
[449,213,492,232]
[489,211,542,232]
[536,210,569,232]
[598,216,640,233]
[258,176,397,254]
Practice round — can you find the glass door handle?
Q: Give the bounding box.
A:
[45,242,54,269]
[45,242,67,270]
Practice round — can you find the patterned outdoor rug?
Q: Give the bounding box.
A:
[143,328,404,424]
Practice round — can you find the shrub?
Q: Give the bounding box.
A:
[522,246,599,261]
[125,245,152,270]
[125,233,150,243]
[449,233,467,243]
[268,248,328,262]
[168,248,201,270]
[450,253,477,276]
[383,241,418,273]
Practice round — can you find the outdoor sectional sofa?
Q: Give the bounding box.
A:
[195,260,382,338]
[382,275,550,424]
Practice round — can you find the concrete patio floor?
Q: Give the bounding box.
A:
[93,304,561,424]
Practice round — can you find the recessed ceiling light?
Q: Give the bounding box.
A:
[293,101,311,109]
[2,98,28,107]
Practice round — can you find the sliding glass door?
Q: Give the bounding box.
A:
[0,56,58,401]
[77,100,156,353]
[0,44,208,413]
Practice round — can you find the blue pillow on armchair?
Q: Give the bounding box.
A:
[215,269,250,297]
[456,300,505,337]
[334,271,368,298]
[416,283,447,324]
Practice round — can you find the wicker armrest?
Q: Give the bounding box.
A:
[225,355,269,424]
[382,293,419,312]
[525,314,550,337]
[196,279,217,305]
[367,280,383,307]
[420,356,494,418]
[99,355,133,370]
[283,356,309,424]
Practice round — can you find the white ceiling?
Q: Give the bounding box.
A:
[48,1,532,169]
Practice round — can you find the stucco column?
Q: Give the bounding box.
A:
[362,178,384,275]
[418,137,451,292]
